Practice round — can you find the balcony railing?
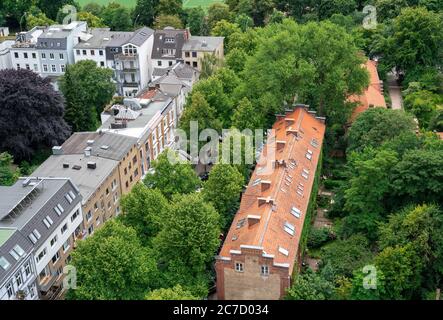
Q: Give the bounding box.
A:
[122,81,139,88]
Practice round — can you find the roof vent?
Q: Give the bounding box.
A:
[63,163,69,168]
[84,146,92,157]
[72,165,81,170]
[201,40,207,47]
[87,140,94,146]
[22,178,31,187]
[52,146,63,155]
[257,197,274,206]
[87,162,97,170]
[100,145,110,150]
[260,180,271,192]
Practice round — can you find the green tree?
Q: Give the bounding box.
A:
[0,152,19,186]
[390,149,443,205]
[143,150,200,199]
[350,269,387,300]
[101,2,133,31]
[207,3,231,31]
[285,269,334,300]
[317,0,357,20]
[119,183,169,245]
[146,285,198,300]
[235,13,254,31]
[376,7,443,74]
[347,108,415,153]
[36,0,76,20]
[211,20,241,53]
[202,164,244,228]
[133,0,158,27]
[153,193,220,295]
[60,60,115,132]
[82,2,104,16]
[185,7,207,35]
[179,91,222,136]
[154,14,183,29]
[320,234,373,279]
[157,0,182,16]
[25,6,54,29]
[67,220,158,300]
[231,97,263,131]
[77,11,106,28]
[403,90,442,129]
[200,53,220,79]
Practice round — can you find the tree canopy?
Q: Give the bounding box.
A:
[0,69,70,161]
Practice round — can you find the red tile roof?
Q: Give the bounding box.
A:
[349,60,387,122]
[218,106,326,274]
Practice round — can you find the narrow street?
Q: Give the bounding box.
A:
[387,73,403,110]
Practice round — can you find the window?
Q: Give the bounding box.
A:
[125,181,129,188]
[24,262,32,278]
[9,245,25,261]
[261,265,269,276]
[49,53,54,60]
[52,252,60,264]
[86,210,92,221]
[278,246,289,256]
[169,61,173,66]
[6,283,13,298]
[50,235,57,247]
[291,206,301,218]
[0,256,10,270]
[71,209,80,222]
[51,64,56,72]
[65,192,74,203]
[124,168,128,175]
[36,248,47,263]
[235,262,244,272]
[134,168,138,177]
[192,51,197,57]
[88,225,94,235]
[41,53,46,59]
[63,239,70,252]
[107,201,111,209]
[25,64,30,70]
[29,229,41,244]
[61,223,68,234]
[43,215,54,228]
[54,203,64,216]
[23,52,28,59]
[115,206,120,215]
[60,64,65,72]
[284,222,295,236]
[16,273,23,287]
[100,61,105,67]
[33,64,38,71]
[82,49,87,55]
[99,50,103,56]
[29,284,35,298]
[157,60,161,66]
[90,50,95,56]
[94,202,99,211]
[113,193,118,204]
[59,53,64,60]
[106,188,109,196]
[43,64,48,72]
[185,51,190,58]
[14,52,18,58]
[112,179,117,190]
[16,64,20,70]
[192,61,198,68]
[76,49,80,55]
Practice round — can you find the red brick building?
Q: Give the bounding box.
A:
[215,105,326,300]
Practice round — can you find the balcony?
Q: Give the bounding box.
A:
[39,273,58,292]
[115,53,138,61]
[122,81,139,88]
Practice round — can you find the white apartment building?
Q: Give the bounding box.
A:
[0,177,83,300]
[10,27,45,73]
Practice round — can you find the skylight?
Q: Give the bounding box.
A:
[278,246,289,256]
[0,256,10,270]
[291,207,301,218]
[284,222,295,236]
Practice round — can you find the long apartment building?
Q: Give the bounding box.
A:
[215,105,326,300]
[31,132,144,239]
[0,177,83,300]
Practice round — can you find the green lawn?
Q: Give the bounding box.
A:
[77,0,224,10]
[77,0,137,8]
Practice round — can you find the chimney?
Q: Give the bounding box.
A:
[247,215,261,226]
[52,146,63,155]
[260,180,271,192]
[276,140,286,151]
[285,118,294,126]
[84,146,92,157]
[87,140,95,146]
[63,163,69,168]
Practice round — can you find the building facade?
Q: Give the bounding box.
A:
[215,105,326,300]
[182,36,224,71]
[0,177,83,300]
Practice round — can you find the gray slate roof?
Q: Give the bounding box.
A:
[0,178,81,284]
[61,132,138,161]
[32,155,118,204]
[151,28,187,60]
[182,36,224,52]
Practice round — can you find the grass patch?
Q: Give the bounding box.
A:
[78,0,137,8]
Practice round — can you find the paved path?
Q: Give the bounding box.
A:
[387,73,403,110]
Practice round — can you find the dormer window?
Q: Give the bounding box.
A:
[165,37,175,43]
